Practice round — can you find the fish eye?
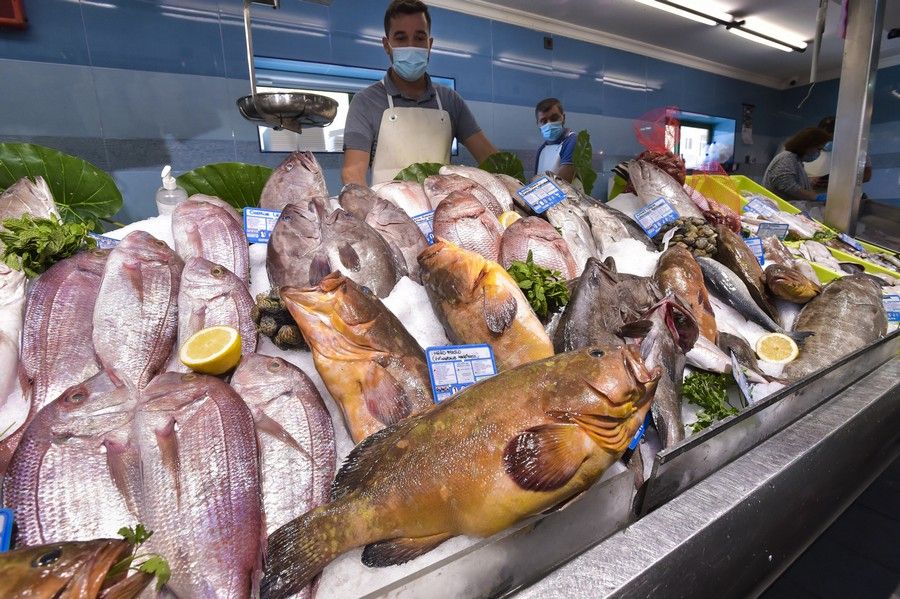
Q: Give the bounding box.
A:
[67,391,87,404]
[590,349,605,357]
[32,547,63,568]
[181,373,197,382]
[267,361,282,372]
[211,266,225,277]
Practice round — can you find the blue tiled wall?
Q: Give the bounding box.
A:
[0,0,894,221]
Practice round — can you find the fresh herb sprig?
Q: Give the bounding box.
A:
[506,250,570,319]
[107,524,171,592]
[683,372,738,433]
[812,230,837,243]
[0,213,95,277]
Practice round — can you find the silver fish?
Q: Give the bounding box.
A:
[424,174,503,216]
[267,200,399,297]
[432,190,503,261]
[135,371,263,599]
[499,216,577,279]
[545,202,598,275]
[0,176,58,225]
[168,257,257,372]
[783,275,888,381]
[685,335,732,374]
[338,184,428,283]
[260,151,328,211]
[172,199,250,283]
[372,180,432,217]
[625,160,704,219]
[93,232,183,389]
[799,240,843,273]
[439,165,514,212]
[717,331,773,385]
[187,193,243,224]
[2,371,140,545]
[494,173,525,197]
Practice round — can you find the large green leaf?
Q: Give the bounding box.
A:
[177,163,273,210]
[0,142,122,230]
[394,162,443,184]
[573,130,598,196]
[479,152,525,182]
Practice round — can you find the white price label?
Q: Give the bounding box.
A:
[425,344,497,403]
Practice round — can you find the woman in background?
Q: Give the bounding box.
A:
[763,127,832,209]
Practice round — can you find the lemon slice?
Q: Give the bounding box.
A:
[179,326,242,375]
[755,333,799,364]
[498,211,522,228]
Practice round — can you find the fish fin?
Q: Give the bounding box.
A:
[788,330,814,344]
[602,256,618,273]
[331,422,411,501]
[255,412,313,464]
[155,418,181,501]
[618,320,653,339]
[308,253,332,285]
[362,364,412,426]
[103,439,140,516]
[361,533,453,568]
[338,243,361,272]
[502,424,588,492]
[123,261,144,304]
[482,278,517,334]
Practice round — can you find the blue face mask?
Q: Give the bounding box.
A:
[391,46,429,82]
[540,121,564,142]
[803,149,821,162]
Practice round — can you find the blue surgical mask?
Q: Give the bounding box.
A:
[541,122,564,142]
[823,141,833,152]
[803,149,821,162]
[391,46,429,82]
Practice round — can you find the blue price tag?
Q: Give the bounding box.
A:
[884,294,900,323]
[838,233,864,252]
[88,233,120,249]
[730,352,751,407]
[756,222,789,240]
[634,197,679,238]
[744,236,765,265]
[425,344,497,403]
[0,508,13,552]
[515,176,566,214]
[412,210,435,244]
[243,207,282,243]
[628,413,652,450]
[743,196,778,217]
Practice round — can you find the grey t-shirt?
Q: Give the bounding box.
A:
[763,150,811,203]
[343,72,481,156]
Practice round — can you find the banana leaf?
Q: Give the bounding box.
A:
[573,130,597,196]
[479,152,525,182]
[394,162,443,184]
[177,162,273,210]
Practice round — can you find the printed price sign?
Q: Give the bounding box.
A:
[634,197,679,238]
[838,233,864,252]
[0,508,12,552]
[412,210,435,244]
[743,196,777,217]
[628,413,652,450]
[884,294,900,322]
[731,352,751,407]
[88,233,120,249]
[755,222,789,240]
[243,207,282,243]
[744,236,765,265]
[516,176,566,214]
[425,344,497,403]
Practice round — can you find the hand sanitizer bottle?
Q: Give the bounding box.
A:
[155,165,188,216]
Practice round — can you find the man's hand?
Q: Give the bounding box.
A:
[342,149,371,187]
[461,131,498,164]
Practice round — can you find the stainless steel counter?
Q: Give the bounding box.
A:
[513,357,900,599]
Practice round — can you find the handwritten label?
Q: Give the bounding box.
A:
[838,233,864,252]
[425,344,497,403]
[0,508,12,552]
[743,196,778,217]
[88,233,120,248]
[634,197,679,238]
[744,236,765,265]
[884,294,900,322]
[243,207,282,244]
[516,176,566,214]
[412,210,435,244]
[756,222,789,240]
[628,413,652,450]
[730,352,751,407]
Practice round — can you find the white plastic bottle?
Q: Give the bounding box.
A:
[155,165,188,216]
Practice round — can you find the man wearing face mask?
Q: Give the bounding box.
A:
[342,0,498,186]
[534,98,581,189]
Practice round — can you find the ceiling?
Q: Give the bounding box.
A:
[429,0,900,89]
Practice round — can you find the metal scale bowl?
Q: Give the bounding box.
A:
[237,0,337,134]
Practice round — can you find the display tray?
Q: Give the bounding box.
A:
[637,328,900,515]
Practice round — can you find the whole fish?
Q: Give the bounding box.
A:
[685,335,732,375]
[267,200,398,298]
[654,245,718,342]
[499,216,578,279]
[697,257,808,342]
[424,174,503,216]
[419,241,554,370]
[717,331,773,385]
[0,539,153,599]
[187,193,243,224]
[260,346,660,599]
[432,190,503,261]
[172,199,250,283]
[281,273,433,443]
[783,275,887,381]
[623,296,698,449]
[3,371,140,545]
[715,225,777,319]
[231,354,336,540]
[545,202,598,275]
[260,151,328,211]
[799,240,843,273]
[93,232,182,389]
[0,176,58,225]
[625,160,704,219]
[439,164,514,212]
[0,332,30,476]
[169,257,257,371]
[764,263,821,303]
[372,180,432,217]
[338,184,427,283]
[135,372,263,599]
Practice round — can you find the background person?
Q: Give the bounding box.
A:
[534,98,581,188]
[763,127,831,208]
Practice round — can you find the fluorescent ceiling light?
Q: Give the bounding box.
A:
[633,0,718,26]
[727,27,794,52]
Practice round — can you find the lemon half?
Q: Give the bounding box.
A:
[179,326,242,375]
[755,333,799,364]
[498,211,522,229]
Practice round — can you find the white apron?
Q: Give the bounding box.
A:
[371,83,452,185]
[537,136,584,192]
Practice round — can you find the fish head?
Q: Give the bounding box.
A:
[48,371,136,438]
[424,174,465,196]
[417,240,486,303]
[338,183,378,218]
[642,295,700,354]
[182,257,241,297]
[0,539,152,599]
[764,264,822,302]
[0,262,27,303]
[547,346,660,452]
[435,191,487,219]
[117,231,177,264]
[231,353,296,402]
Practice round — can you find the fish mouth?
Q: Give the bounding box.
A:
[69,540,153,599]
